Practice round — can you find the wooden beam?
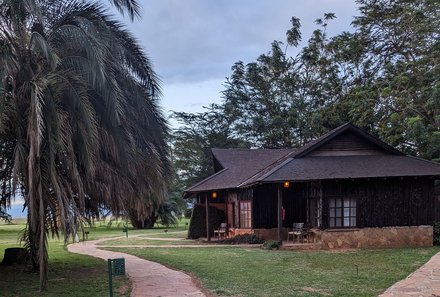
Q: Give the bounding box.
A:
[205,193,211,242]
[277,185,283,243]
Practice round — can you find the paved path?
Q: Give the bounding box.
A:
[98,244,260,248]
[379,251,440,297]
[68,237,206,297]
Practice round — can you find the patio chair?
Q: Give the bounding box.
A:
[287,223,306,243]
[214,223,228,240]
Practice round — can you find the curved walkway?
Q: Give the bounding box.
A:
[379,251,440,296]
[68,237,206,297]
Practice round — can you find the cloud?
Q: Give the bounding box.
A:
[107,1,360,122]
[124,0,358,86]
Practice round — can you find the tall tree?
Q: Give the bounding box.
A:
[0,0,170,289]
[209,0,440,160]
[317,0,440,158]
[172,104,249,189]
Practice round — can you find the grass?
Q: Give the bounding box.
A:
[97,228,190,246]
[106,245,440,297]
[99,237,195,246]
[4,218,436,297]
[0,218,138,297]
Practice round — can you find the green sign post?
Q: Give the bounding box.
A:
[108,258,125,297]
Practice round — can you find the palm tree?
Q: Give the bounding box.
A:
[0,0,171,290]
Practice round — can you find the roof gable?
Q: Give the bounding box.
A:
[291,123,403,158]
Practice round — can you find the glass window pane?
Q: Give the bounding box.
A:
[336,208,342,217]
[344,199,350,207]
[344,208,350,217]
[329,199,335,208]
[336,199,342,207]
[351,199,356,207]
[344,218,350,227]
[240,201,252,228]
[329,219,335,227]
[335,218,342,227]
[329,208,335,218]
[350,208,356,216]
[350,217,356,226]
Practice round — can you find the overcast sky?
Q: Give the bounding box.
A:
[8,1,360,217]
[116,1,360,123]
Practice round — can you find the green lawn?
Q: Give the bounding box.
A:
[97,229,191,246]
[4,218,438,297]
[0,219,138,297]
[99,237,195,246]
[107,245,440,297]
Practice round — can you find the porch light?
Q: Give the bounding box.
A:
[283,181,290,188]
[212,191,217,199]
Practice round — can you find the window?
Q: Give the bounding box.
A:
[239,201,252,228]
[329,198,356,228]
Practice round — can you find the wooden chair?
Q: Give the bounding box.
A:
[214,223,228,240]
[288,223,306,243]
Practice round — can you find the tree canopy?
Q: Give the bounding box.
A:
[172,0,440,191]
[0,0,171,289]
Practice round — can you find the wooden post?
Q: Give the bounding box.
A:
[205,193,211,241]
[277,185,283,243]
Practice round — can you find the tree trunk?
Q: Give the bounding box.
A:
[1,248,29,266]
[129,213,158,229]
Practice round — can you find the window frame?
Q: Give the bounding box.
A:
[328,197,356,228]
[239,200,252,229]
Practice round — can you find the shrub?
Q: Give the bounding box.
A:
[434,222,440,245]
[187,204,225,239]
[262,240,281,250]
[219,234,264,244]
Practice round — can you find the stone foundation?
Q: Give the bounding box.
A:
[242,226,433,249]
[319,225,433,249]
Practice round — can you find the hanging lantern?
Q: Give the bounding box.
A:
[283,181,290,188]
[212,191,217,199]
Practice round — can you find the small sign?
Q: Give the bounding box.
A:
[112,258,125,276]
[108,258,126,297]
[122,226,128,238]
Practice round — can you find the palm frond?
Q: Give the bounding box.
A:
[108,0,141,21]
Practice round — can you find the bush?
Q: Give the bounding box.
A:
[184,208,193,219]
[219,234,264,244]
[434,222,440,245]
[262,240,281,250]
[187,204,225,239]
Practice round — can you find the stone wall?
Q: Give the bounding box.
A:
[244,226,433,249]
[319,226,433,249]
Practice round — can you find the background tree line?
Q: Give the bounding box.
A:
[172,0,440,191]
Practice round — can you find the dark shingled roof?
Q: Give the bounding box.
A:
[258,155,440,183]
[185,148,293,193]
[184,123,440,196]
